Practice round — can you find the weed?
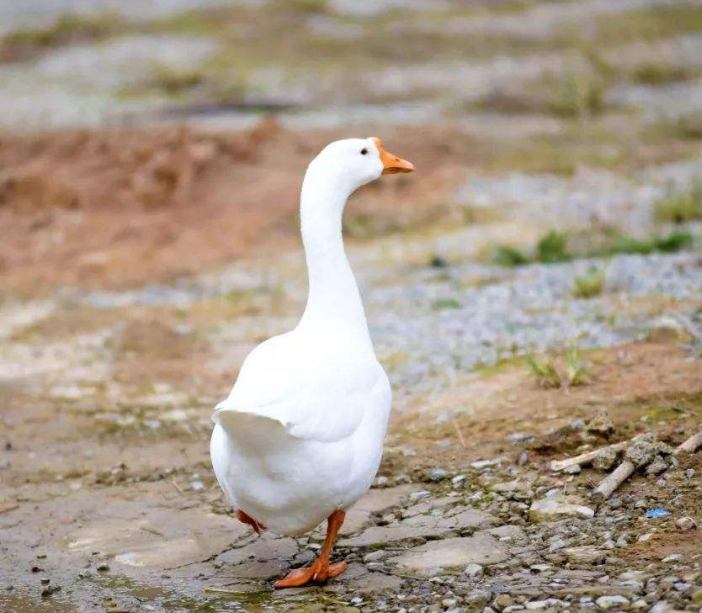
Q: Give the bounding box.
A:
[526,355,562,389]
[433,298,462,310]
[654,181,702,223]
[492,245,531,267]
[543,72,605,119]
[536,230,569,263]
[632,63,697,86]
[602,230,694,256]
[526,346,591,388]
[1,12,122,60]
[565,345,591,386]
[490,229,695,267]
[572,265,607,299]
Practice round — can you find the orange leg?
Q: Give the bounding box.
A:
[236,510,266,535]
[274,510,348,589]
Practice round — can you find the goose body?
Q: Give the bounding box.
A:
[210,137,414,586]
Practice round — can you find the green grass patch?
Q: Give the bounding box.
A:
[591,4,702,44]
[631,63,699,86]
[572,265,608,299]
[526,345,591,389]
[432,298,462,310]
[654,181,702,223]
[1,12,123,60]
[489,229,696,267]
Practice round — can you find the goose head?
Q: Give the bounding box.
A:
[303,137,414,199]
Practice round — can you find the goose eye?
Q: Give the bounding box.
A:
[360,148,368,155]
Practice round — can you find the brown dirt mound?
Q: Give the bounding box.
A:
[0,121,460,295]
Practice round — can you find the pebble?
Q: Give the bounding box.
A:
[427,468,448,481]
[595,595,629,610]
[464,563,484,578]
[41,584,61,597]
[675,517,697,531]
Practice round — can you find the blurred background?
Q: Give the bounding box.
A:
[1,1,702,612]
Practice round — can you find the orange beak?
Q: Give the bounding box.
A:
[372,137,415,175]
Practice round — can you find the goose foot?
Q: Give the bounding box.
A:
[274,560,347,588]
[274,510,347,589]
[236,510,266,534]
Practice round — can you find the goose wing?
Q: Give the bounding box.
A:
[213,332,390,443]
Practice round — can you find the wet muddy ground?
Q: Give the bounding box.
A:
[2,0,702,612]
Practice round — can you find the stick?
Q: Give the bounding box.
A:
[592,460,635,502]
[452,418,466,448]
[550,437,640,472]
[675,430,702,455]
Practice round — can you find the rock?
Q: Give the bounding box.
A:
[427,468,448,481]
[529,495,595,521]
[388,534,509,573]
[593,447,620,471]
[596,595,629,610]
[41,584,61,597]
[339,525,442,547]
[436,508,499,530]
[563,546,606,565]
[675,517,697,531]
[646,456,669,476]
[488,525,526,541]
[216,537,298,566]
[464,563,484,577]
[564,464,582,475]
[588,410,614,437]
[648,316,693,343]
[341,484,416,535]
[493,594,514,609]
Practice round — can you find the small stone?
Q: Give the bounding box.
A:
[40,578,50,585]
[493,594,513,609]
[190,481,205,491]
[409,490,431,501]
[595,595,629,610]
[563,546,606,565]
[564,464,582,475]
[517,451,529,466]
[41,584,61,597]
[464,563,484,577]
[427,468,448,482]
[549,539,566,552]
[593,447,619,471]
[588,411,614,437]
[675,517,697,531]
[646,457,669,476]
[685,469,696,479]
[97,563,110,572]
[529,495,594,521]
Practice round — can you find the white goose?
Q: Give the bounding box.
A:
[210,137,414,588]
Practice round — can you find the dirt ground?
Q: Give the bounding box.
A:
[2,0,702,612]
